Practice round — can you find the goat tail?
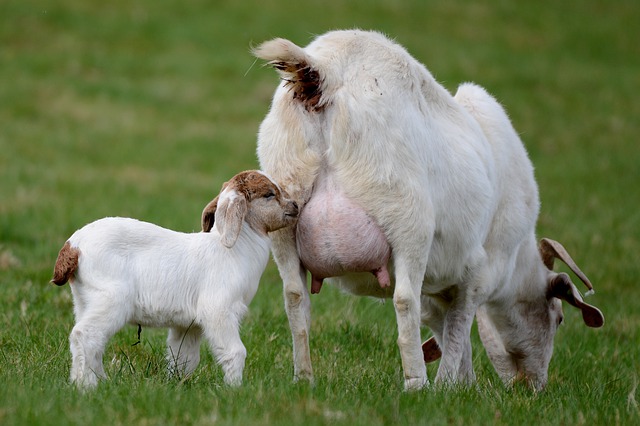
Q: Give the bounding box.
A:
[252,38,324,112]
[252,38,310,70]
[51,241,80,286]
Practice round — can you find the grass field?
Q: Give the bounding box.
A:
[1,0,639,424]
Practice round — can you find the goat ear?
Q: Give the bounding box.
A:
[215,192,248,248]
[539,238,594,292]
[201,195,219,232]
[548,273,605,328]
[422,337,442,363]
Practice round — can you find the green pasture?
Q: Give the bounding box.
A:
[1,0,638,424]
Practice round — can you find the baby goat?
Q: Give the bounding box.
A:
[52,170,298,389]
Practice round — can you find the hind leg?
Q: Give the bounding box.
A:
[166,324,202,378]
[69,304,127,389]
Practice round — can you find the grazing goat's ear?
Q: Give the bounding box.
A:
[201,195,219,233]
[540,238,604,328]
[539,238,594,292]
[214,190,248,248]
[547,273,605,328]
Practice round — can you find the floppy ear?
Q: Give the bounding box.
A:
[201,195,219,232]
[214,191,248,248]
[548,273,605,328]
[539,238,594,292]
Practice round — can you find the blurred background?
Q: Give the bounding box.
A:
[2,0,638,255]
[3,0,637,314]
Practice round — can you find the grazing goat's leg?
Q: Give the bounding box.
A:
[435,253,488,384]
[285,265,313,382]
[435,301,477,384]
[459,337,475,383]
[272,228,314,383]
[393,251,430,391]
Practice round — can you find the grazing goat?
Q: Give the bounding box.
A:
[252,29,604,391]
[51,170,298,389]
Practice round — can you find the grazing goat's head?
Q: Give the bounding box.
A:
[475,238,604,391]
[201,170,298,248]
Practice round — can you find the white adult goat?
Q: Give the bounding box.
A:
[253,30,604,391]
[52,170,298,389]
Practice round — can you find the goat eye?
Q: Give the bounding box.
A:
[264,191,275,200]
[558,315,564,326]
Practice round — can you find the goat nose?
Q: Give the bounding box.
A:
[288,201,299,217]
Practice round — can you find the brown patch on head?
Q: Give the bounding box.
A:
[225,170,286,202]
[52,241,80,286]
[215,170,297,242]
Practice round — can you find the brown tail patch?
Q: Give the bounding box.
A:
[253,39,324,112]
[282,64,323,112]
[52,241,80,285]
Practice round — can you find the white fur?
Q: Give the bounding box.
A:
[57,171,296,389]
[254,30,602,391]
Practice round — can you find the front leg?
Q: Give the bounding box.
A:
[435,259,486,384]
[393,254,429,391]
[271,227,314,383]
[435,302,476,384]
[436,313,476,385]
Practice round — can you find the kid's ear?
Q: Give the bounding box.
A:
[214,191,248,248]
[201,195,219,232]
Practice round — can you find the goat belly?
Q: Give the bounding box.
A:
[296,191,391,294]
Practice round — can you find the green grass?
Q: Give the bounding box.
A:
[1,0,639,424]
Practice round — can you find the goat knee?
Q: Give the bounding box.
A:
[284,287,307,309]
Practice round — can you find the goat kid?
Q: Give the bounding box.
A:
[253,30,604,391]
[51,170,298,389]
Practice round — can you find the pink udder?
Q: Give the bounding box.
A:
[297,187,391,294]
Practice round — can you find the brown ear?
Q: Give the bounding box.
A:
[539,238,594,292]
[215,192,248,248]
[548,273,605,328]
[201,195,219,232]
[422,337,442,363]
